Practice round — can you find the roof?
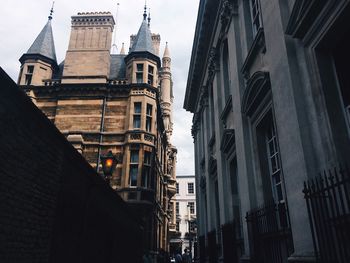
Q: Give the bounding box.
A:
[26,19,57,63]
[183,0,220,112]
[52,60,65,79]
[110,55,126,79]
[163,42,170,58]
[130,19,155,54]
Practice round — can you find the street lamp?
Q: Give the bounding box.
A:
[100,150,118,183]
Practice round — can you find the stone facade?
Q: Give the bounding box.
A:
[170,175,197,256]
[184,0,350,263]
[18,8,177,258]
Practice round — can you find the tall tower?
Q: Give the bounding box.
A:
[61,12,115,84]
[18,7,57,86]
[160,42,173,138]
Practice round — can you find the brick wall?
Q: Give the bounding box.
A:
[0,68,143,263]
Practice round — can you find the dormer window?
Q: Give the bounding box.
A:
[148,65,154,85]
[136,63,144,83]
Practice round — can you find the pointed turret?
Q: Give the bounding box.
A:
[125,6,161,87]
[22,20,57,63]
[130,16,154,54]
[120,43,126,55]
[162,42,171,69]
[18,5,58,86]
[160,42,173,138]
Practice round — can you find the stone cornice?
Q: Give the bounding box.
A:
[184,0,220,113]
[184,0,236,113]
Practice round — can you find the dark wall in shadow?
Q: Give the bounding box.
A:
[0,68,143,263]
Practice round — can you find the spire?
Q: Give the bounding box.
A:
[163,42,170,58]
[130,12,154,54]
[111,2,120,54]
[143,2,147,21]
[148,8,151,27]
[20,7,57,64]
[48,1,54,21]
[120,43,125,55]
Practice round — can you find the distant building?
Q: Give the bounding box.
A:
[169,175,197,256]
[184,0,350,263]
[17,5,177,258]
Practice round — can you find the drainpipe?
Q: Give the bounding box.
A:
[96,96,107,172]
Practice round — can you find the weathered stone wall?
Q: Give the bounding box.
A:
[0,68,143,263]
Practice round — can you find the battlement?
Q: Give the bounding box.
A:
[71,11,115,26]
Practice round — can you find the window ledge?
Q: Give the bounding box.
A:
[241,28,266,78]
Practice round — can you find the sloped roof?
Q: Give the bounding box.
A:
[26,20,57,63]
[110,55,126,79]
[130,19,154,54]
[52,60,65,79]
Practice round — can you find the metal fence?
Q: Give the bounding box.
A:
[246,201,294,263]
[303,165,350,263]
[221,220,244,263]
[207,230,218,263]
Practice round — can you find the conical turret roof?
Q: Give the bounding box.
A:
[130,19,154,54]
[163,42,170,58]
[25,19,57,63]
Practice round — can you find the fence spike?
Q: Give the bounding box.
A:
[344,163,350,178]
[303,181,309,197]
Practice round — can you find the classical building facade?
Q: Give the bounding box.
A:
[184,0,350,263]
[18,6,177,258]
[169,175,197,256]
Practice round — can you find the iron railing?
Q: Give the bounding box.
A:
[221,220,244,263]
[246,202,294,263]
[198,235,205,263]
[303,165,350,263]
[207,230,218,263]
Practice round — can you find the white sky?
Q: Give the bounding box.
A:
[0,0,199,175]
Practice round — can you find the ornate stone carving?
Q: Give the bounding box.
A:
[220,0,234,30]
[130,133,141,140]
[191,120,200,141]
[208,47,219,83]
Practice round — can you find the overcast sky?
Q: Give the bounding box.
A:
[0,0,199,175]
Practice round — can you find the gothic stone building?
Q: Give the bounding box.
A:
[184,0,350,263]
[18,8,177,257]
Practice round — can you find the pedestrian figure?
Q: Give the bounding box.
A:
[175,250,182,263]
[182,249,191,263]
[143,250,152,263]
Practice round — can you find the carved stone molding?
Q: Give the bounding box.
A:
[241,28,266,79]
[241,71,271,117]
[220,0,236,31]
[220,129,235,154]
[220,95,233,128]
[191,113,201,140]
[285,0,330,39]
[207,47,220,85]
[199,85,209,109]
